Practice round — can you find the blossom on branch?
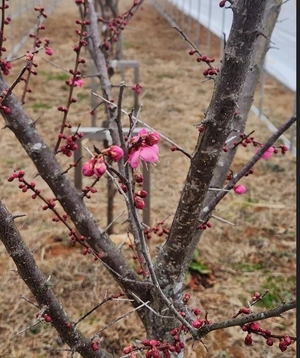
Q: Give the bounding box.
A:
[257,146,275,160]
[127,128,160,169]
[234,184,246,195]
[45,47,53,56]
[102,145,124,162]
[82,155,106,178]
[132,83,142,94]
[67,76,84,88]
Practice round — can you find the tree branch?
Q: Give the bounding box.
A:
[154,0,269,293]
[0,200,113,358]
[198,299,296,337]
[0,73,150,310]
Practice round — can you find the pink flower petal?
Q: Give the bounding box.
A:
[234,184,246,195]
[257,146,274,160]
[82,161,94,177]
[139,146,159,163]
[138,128,148,136]
[128,148,142,168]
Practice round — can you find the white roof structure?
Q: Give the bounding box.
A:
[168,0,296,92]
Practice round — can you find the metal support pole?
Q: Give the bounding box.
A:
[207,0,212,54]
[196,0,202,47]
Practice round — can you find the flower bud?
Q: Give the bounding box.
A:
[234,185,246,195]
[82,160,94,177]
[134,196,145,209]
[93,159,106,178]
[244,334,252,345]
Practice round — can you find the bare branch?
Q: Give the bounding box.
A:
[198,300,296,337]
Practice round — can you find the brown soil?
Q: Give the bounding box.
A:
[0,0,296,357]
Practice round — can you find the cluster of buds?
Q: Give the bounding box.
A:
[7,171,93,253]
[44,37,53,56]
[143,221,170,240]
[58,129,83,157]
[0,59,12,75]
[234,292,296,352]
[198,221,212,230]
[82,155,107,178]
[132,83,143,94]
[233,132,289,157]
[0,99,11,114]
[7,170,43,199]
[97,0,141,49]
[42,198,57,211]
[34,6,47,18]
[98,15,128,46]
[243,322,294,352]
[81,185,97,199]
[30,7,49,48]
[82,145,124,178]
[0,3,9,10]
[233,132,255,148]
[24,52,39,77]
[189,50,220,77]
[123,335,186,358]
[184,294,211,330]
[72,12,89,53]
[122,294,207,357]
[134,189,148,210]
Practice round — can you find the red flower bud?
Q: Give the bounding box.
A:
[134,196,145,209]
[244,334,252,345]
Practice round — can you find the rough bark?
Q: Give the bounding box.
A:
[154,0,268,294]
[174,0,284,288]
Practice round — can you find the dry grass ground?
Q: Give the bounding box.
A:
[0,0,296,357]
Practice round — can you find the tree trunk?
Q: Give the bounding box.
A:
[146,0,281,341]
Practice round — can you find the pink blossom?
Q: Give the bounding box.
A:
[45,47,53,56]
[68,76,84,88]
[82,160,94,177]
[93,158,106,178]
[74,78,84,87]
[127,128,160,169]
[82,156,107,178]
[257,146,274,160]
[145,131,160,146]
[234,184,246,195]
[102,145,124,162]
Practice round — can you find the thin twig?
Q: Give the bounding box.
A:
[92,301,150,339]
[211,214,235,226]
[74,294,128,327]
[200,115,297,223]
[129,291,174,319]
[92,92,191,158]
[104,210,126,233]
